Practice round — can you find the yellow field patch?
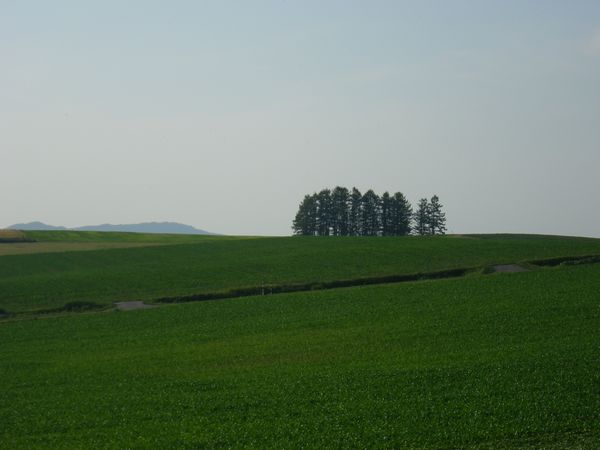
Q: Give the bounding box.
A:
[0,229,27,241]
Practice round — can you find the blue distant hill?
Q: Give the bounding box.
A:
[8,221,214,235]
[8,221,67,231]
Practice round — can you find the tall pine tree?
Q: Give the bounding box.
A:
[390,192,413,236]
[331,186,350,236]
[316,189,333,236]
[349,187,363,236]
[428,195,446,235]
[380,192,392,236]
[292,195,308,235]
[361,190,381,236]
[292,194,318,235]
[414,198,430,236]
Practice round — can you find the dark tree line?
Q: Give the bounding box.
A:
[292,187,446,236]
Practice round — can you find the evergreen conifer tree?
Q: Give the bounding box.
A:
[349,187,363,236]
[331,186,350,236]
[316,189,333,236]
[361,190,381,236]
[414,198,430,236]
[292,194,318,235]
[380,192,392,236]
[391,192,413,235]
[428,195,447,235]
[292,195,308,235]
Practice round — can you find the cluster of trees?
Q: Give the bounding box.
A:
[292,187,446,237]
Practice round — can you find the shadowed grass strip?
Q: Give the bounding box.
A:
[155,268,471,304]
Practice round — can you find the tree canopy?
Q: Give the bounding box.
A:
[292,187,446,236]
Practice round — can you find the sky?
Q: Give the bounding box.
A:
[2,1,600,236]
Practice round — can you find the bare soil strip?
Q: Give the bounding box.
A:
[492,264,529,273]
[115,301,156,311]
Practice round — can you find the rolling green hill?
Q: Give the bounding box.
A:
[1,233,600,313]
[1,263,599,448]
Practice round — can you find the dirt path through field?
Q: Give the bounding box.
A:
[115,301,156,311]
[492,264,529,273]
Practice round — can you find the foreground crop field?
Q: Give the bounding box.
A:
[1,264,599,448]
[1,233,600,313]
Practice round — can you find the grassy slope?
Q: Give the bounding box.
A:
[1,264,599,448]
[2,234,600,313]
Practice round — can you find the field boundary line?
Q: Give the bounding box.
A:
[2,253,600,319]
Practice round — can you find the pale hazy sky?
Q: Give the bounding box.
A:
[2,1,600,236]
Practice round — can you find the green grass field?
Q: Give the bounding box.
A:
[1,263,599,448]
[1,233,600,314]
[1,232,599,448]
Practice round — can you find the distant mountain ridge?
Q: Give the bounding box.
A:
[8,221,214,235]
[8,221,67,231]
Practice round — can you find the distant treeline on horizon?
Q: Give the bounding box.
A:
[292,187,446,237]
